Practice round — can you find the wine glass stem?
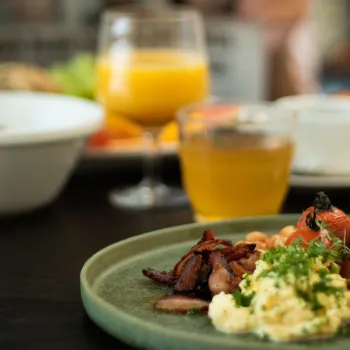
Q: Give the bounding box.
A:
[140,129,162,200]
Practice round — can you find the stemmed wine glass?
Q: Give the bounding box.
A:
[96,4,209,209]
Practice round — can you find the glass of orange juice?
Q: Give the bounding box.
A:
[177,101,296,222]
[97,5,209,209]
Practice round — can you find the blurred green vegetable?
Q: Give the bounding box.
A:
[50,53,96,100]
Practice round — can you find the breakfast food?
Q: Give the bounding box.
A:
[0,63,60,93]
[292,191,350,245]
[142,230,260,312]
[142,192,350,342]
[209,240,350,341]
[236,225,296,251]
[89,110,142,147]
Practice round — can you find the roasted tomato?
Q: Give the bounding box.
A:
[286,227,332,248]
[286,228,319,247]
[297,192,350,245]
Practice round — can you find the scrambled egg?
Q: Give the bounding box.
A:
[208,243,350,342]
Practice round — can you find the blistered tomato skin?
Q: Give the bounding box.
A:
[285,227,333,248]
[297,207,350,245]
[285,228,318,247]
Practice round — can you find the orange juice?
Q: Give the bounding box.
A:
[96,49,209,127]
[180,131,294,222]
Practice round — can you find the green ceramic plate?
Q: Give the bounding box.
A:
[80,214,350,350]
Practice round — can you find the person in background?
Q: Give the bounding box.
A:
[187,0,320,100]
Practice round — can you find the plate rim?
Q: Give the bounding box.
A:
[80,214,321,350]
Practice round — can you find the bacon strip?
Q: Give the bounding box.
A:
[172,239,233,277]
[229,261,248,277]
[235,242,256,252]
[240,251,260,272]
[175,255,203,292]
[215,243,256,262]
[154,295,209,313]
[142,229,261,312]
[195,229,216,246]
[208,250,223,268]
[142,269,177,286]
[208,254,241,295]
[208,265,241,295]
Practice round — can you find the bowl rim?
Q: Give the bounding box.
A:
[0,91,103,147]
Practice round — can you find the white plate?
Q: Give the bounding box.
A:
[290,173,350,188]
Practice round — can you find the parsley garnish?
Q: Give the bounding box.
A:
[312,279,344,296]
[330,263,340,274]
[232,290,255,307]
[315,220,350,261]
[187,308,198,315]
[260,220,349,281]
[256,222,348,311]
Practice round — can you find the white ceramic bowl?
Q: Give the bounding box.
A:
[275,94,350,175]
[0,92,103,214]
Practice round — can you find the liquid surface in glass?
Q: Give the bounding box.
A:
[96,49,209,127]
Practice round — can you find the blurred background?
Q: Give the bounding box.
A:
[1,0,350,101]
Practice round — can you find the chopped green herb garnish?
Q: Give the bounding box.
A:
[312,279,344,296]
[315,220,350,260]
[295,288,324,311]
[232,289,255,307]
[187,308,198,315]
[301,326,308,335]
[318,268,329,278]
[260,224,348,282]
[244,272,252,288]
[329,263,340,274]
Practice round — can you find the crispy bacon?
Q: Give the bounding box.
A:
[208,250,223,268]
[197,263,211,285]
[208,254,241,295]
[239,251,260,272]
[214,243,256,262]
[175,255,203,292]
[172,238,233,277]
[195,229,216,246]
[154,295,209,313]
[235,242,256,252]
[143,229,261,313]
[209,265,241,295]
[142,269,177,286]
[229,261,248,277]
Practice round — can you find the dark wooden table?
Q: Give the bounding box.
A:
[1,166,350,350]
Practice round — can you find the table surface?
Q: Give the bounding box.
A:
[2,168,350,350]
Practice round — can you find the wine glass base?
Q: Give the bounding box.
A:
[109,183,188,210]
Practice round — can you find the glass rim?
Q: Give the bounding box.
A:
[102,5,201,24]
[177,98,296,125]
